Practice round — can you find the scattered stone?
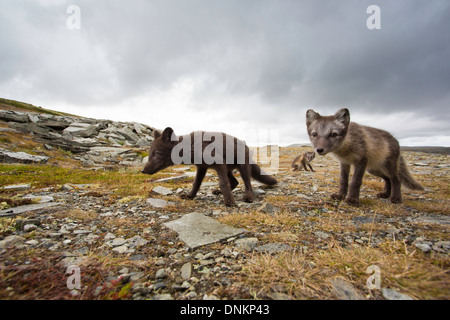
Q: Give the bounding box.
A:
[258,202,279,215]
[152,186,173,196]
[235,237,259,252]
[155,268,167,279]
[314,231,331,240]
[163,212,247,249]
[381,288,414,300]
[1,184,31,192]
[152,293,174,300]
[146,198,169,208]
[255,243,293,254]
[23,224,38,232]
[330,277,366,300]
[112,245,128,254]
[414,243,432,253]
[180,262,192,280]
[0,202,63,217]
[0,235,25,249]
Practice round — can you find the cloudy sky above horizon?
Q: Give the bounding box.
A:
[1,0,449,146]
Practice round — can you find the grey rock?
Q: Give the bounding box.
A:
[258,202,279,214]
[0,110,29,123]
[1,184,31,191]
[0,148,49,164]
[314,231,331,240]
[23,224,38,232]
[163,212,247,249]
[152,186,173,196]
[146,198,169,208]
[235,237,259,252]
[352,215,383,224]
[414,243,432,253]
[126,235,148,248]
[180,262,192,280]
[330,277,366,300]
[0,202,63,217]
[255,243,293,254]
[432,241,450,253]
[151,293,174,300]
[381,288,414,300]
[0,235,26,249]
[155,268,167,279]
[109,238,127,247]
[112,245,128,254]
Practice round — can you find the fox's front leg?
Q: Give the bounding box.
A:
[331,162,350,201]
[345,159,367,206]
[180,166,206,200]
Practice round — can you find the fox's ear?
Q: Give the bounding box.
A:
[162,127,175,143]
[335,108,350,126]
[306,109,320,125]
[153,130,162,139]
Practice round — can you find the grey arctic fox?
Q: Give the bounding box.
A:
[306,108,424,205]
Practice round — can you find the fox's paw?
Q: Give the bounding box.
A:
[389,196,402,204]
[212,189,222,195]
[376,192,390,199]
[224,200,236,207]
[331,193,346,201]
[345,197,360,206]
[180,193,195,200]
[242,194,254,203]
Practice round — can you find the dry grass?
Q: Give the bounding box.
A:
[244,242,450,300]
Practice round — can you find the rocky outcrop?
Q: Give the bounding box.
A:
[0,109,157,166]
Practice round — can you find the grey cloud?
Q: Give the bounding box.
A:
[0,0,449,144]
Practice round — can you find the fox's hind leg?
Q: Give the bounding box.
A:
[212,171,238,195]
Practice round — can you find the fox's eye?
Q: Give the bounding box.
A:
[311,132,318,137]
[330,132,338,138]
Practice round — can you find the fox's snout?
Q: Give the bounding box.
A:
[316,148,325,155]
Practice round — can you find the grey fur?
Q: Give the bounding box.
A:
[306,108,423,205]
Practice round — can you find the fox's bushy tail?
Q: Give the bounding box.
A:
[399,156,424,191]
[251,164,277,186]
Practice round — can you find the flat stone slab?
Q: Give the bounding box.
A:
[0,202,63,217]
[146,198,169,208]
[163,212,247,249]
[255,243,293,254]
[0,148,49,164]
[1,184,31,192]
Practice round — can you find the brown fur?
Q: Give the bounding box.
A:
[291,151,315,172]
[306,108,423,206]
[142,127,277,206]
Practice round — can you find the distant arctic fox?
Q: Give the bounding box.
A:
[291,151,315,172]
[306,108,423,205]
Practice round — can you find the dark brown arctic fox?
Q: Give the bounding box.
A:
[142,127,277,206]
[306,108,423,206]
[291,151,315,172]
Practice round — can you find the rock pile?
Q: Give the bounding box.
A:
[0,109,156,166]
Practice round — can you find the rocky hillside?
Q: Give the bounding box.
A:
[0,98,155,167]
[0,99,449,301]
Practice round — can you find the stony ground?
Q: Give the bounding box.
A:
[0,144,448,300]
[0,98,448,300]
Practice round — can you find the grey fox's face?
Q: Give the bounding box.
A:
[142,127,176,175]
[305,151,315,162]
[306,108,350,155]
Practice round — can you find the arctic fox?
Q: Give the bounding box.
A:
[142,127,277,206]
[291,151,315,172]
[306,108,423,205]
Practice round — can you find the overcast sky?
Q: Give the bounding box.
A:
[1,0,449,146]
